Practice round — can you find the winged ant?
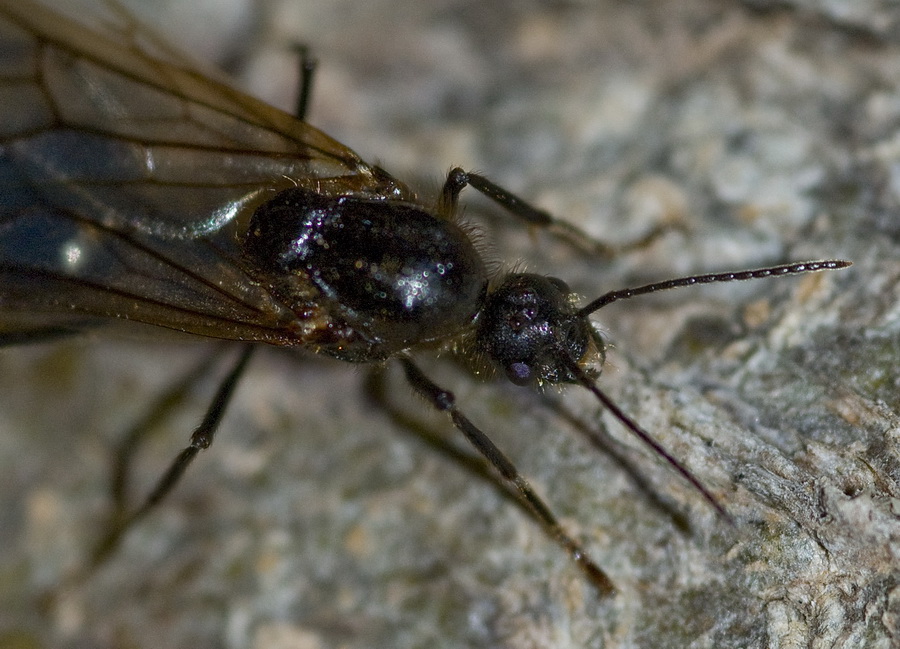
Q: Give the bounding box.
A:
[0,0,850,595]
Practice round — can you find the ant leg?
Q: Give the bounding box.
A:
[87,345,255,570]
[102,351,222,547]
[399,356,617,596]
[439,167,678,257]
[364,366,539,521]
[291,45,317,121]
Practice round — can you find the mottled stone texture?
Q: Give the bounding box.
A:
[1,1,898,648]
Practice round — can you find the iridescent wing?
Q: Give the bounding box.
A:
[0,0,413,344]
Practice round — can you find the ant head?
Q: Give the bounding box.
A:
[472,259,849,522]
[476,273,602,386]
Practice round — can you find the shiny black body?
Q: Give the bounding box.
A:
[244,187,488,361]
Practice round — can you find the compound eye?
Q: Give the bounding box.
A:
[505,361,533,385]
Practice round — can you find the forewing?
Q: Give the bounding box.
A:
[0,0,410,343]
